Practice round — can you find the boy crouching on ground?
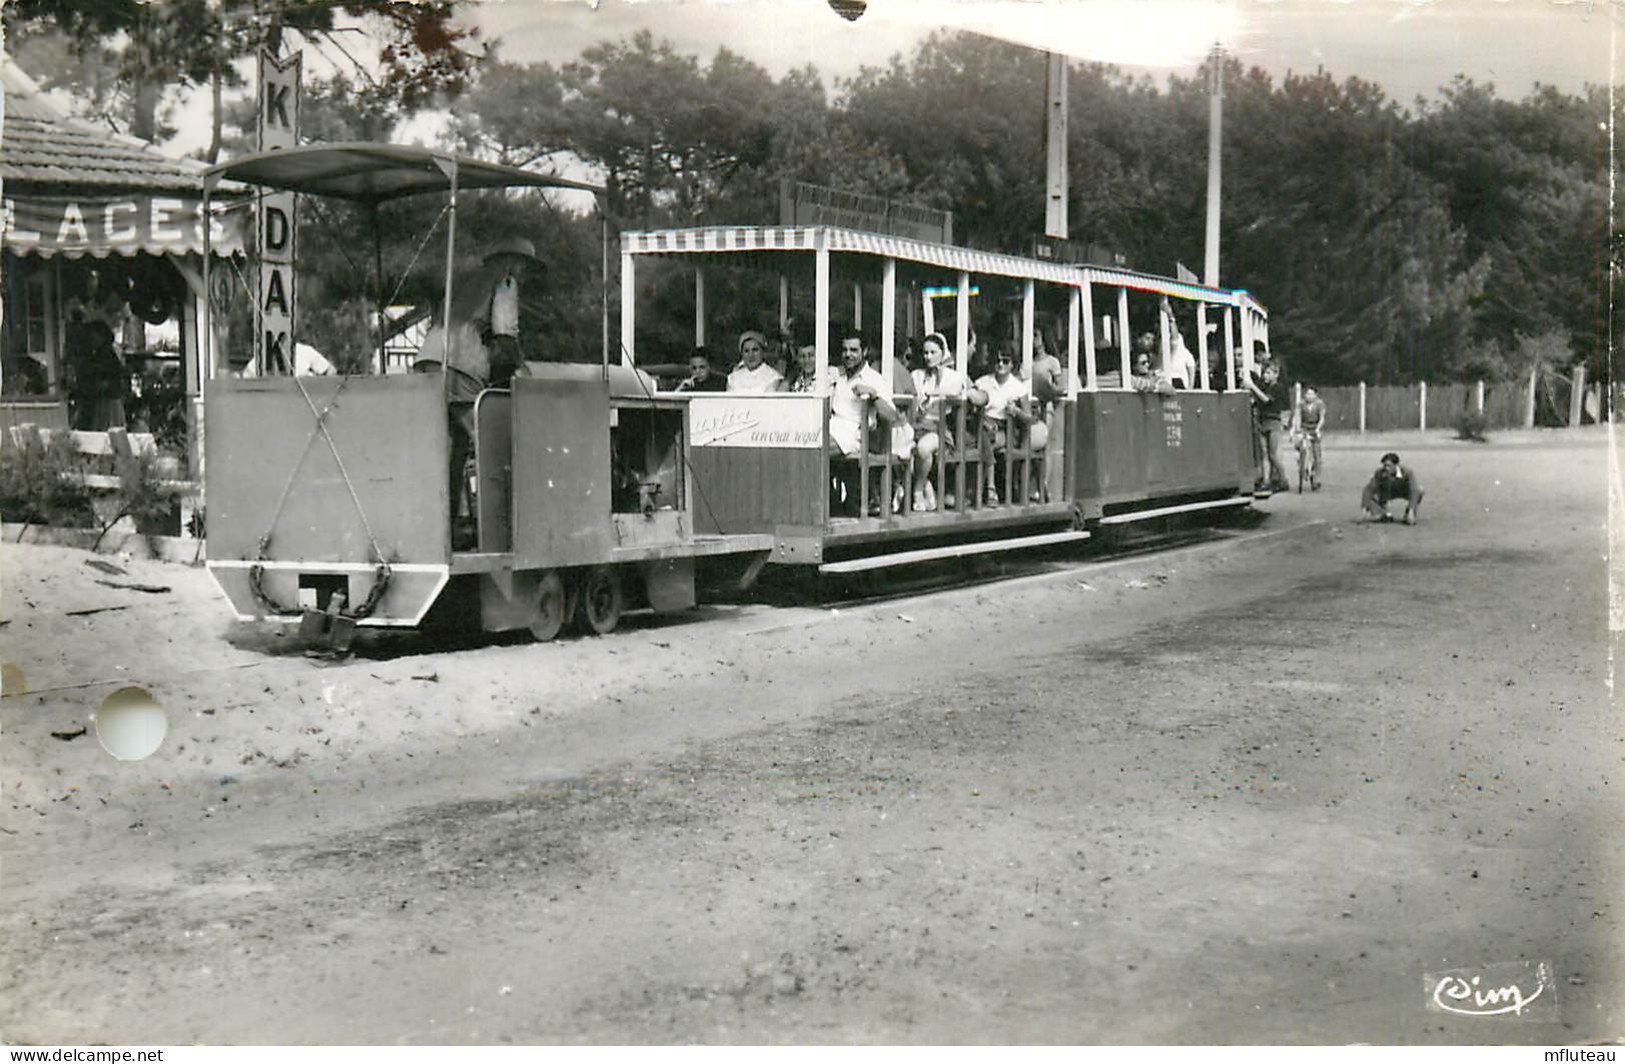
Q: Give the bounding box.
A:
[1361,451,1424,524]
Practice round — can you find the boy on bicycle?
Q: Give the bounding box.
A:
[1296,385,1326,491]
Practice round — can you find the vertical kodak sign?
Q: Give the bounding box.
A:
[256,51,300,374]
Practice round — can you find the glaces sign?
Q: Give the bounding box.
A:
[2,196,237,257]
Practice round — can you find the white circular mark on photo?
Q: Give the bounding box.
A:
[95,687,168,761]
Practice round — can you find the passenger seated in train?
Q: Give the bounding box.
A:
[878,343,918,513]
[828,326,900,516]
[727,331,785,392]
[1131,351,1175,395]
[675,347,727,392]
[972,348,1033,505]
[910,331,979,512]
[786,342,820,393]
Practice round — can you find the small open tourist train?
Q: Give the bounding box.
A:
[201,143,1271,643]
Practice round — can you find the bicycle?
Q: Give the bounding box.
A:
[1292,426,1322,492]
[1293,428,1312,493]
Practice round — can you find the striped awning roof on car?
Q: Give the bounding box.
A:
[1077,266,1252,307]
[622,226,1085,286]
[622,226,1262,310]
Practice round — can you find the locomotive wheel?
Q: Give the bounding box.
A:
[577,566,623,635]
[527,570,569,642]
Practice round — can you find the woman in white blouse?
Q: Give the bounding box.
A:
[727,331,785,392]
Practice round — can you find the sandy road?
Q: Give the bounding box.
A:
[2,429,1620,1044]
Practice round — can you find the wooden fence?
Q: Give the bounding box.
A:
[1302,369,1599,432]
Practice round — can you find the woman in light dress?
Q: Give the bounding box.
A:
[909,331,974,512]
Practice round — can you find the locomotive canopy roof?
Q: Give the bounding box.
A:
[203,143,603,204]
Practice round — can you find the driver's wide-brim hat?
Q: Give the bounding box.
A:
[485,236,541,265]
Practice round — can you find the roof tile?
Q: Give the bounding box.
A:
[2,52,207,192]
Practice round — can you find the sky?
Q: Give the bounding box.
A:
[469,0,1616,106]
[139,0,1617,159]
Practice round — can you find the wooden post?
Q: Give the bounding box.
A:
[1222,306,1235,391]
[880,259,896,388]
[1293,380,1302,421]
[1238,307,1254,379]
[1196,303,1210,391]
[879,262,897,519]
[1419,380,1427,431]
[1045,52,1068,240]
[1075,283,1090,395]
[1021,279,1035,377]
[956,273,971,371]
[1525,366,1538,428]
[1157,298,1170,374]
[1117,287,1131,384]
[1203,44,1223,287]
[1358,381,1367,433]
[694,267,705,349]
[814,241,830,393]
[1475,379,1485,414]
[620,249,634,365]
[1570,365,1586,426]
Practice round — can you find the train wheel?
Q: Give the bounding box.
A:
[578,566,623,635]
[528,570,569,642]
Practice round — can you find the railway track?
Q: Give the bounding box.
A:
[302,507,1275,663]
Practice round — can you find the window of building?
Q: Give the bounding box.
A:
[2,254,57,397]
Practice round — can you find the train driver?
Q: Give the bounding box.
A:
[415,235,541,548]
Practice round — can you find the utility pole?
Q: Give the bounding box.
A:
[1045,51,1068,239]
[1203,42,1223,287]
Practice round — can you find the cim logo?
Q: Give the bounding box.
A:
[1425,961,1557,1020]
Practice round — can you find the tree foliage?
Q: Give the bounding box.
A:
[17,17,1604,385]
[4,0,483,155]
[307,29,1625,383]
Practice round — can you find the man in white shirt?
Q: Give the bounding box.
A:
[727,331,785,392]
[828,331,894,457]
[1157,297,1198,389]
[828,329,897,515]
